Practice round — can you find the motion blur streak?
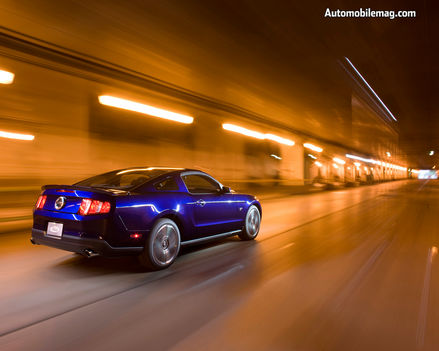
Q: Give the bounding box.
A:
[222,124,295,146]
[416,246,437,349]
[222,123,265,139]
[0,69,14,84]
[303,143,323,152]
[345,57,398,122]
[264,134,295,146]
[98,95,194,124]
[0,131,34,141]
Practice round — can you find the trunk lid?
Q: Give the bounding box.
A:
[40,185,126,214]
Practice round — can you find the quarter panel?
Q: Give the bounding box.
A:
[115,192,194,241]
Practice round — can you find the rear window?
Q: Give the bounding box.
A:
[75,168,172,190]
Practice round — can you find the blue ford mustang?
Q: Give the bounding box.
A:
[31,167,262,269]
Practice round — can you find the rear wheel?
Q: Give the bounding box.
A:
[138,218,181,270]
[238,205,261,240]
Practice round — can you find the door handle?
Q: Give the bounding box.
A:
[196,199,206,207]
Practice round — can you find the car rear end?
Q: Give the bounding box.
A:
[31,185,142,257]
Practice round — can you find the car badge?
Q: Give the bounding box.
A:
[55,196,66,210]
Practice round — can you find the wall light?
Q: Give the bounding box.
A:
[98,95,194,124]
[222,123,295,146]
[0,70,14,84]
[0,130,34,141]
[265,134,295,146]
[303,143,323,153]
[222,123,265,139]
[333,157,346,165]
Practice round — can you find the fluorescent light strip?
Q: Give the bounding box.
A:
[0,70,14,84]
[345,57,397,122]
[265,134,295,146]
[222,123,295,146]
[222,123,264,139]
[98,95,194,124]
[333,157,346,165]
[346,154,374,163]
[346,154,406,171]
[303,143,323,152]
[0,130,34,141]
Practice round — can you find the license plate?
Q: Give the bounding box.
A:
[47,222,63,239]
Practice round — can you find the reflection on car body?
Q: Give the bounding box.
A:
[31,167,262,269]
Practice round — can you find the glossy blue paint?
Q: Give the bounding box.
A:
[31,168,261,257]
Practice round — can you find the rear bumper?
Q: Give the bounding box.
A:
[31,229,143,257]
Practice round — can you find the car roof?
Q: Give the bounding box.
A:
[115,167,213,191]
[114,167,211,181]
[114,167,202,175]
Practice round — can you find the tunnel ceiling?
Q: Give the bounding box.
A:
[0,0,436,168]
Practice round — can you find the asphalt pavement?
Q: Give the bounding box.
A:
[0,179,437,351]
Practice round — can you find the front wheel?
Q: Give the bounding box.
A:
[138,218,181,270]
[239,205,261,240]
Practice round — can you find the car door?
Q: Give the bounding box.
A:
[181,173,240,237]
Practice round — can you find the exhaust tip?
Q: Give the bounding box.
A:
[83,249,99,258]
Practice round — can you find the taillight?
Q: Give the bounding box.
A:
[36,195,47,209]
[79,199,111,215]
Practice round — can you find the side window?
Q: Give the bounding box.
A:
[182,174,220,194]
[154,177,179,191]
[120,174,149,187]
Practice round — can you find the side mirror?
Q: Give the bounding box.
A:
[221,186,231,194]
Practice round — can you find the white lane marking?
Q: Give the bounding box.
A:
[185,264,244,293]
[416,246,437,349]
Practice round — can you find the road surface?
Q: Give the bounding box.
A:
[0,179,437,350]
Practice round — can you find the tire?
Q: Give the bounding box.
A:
[238,205,261,241]
[138,218,181,270]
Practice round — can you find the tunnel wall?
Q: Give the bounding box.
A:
[0,49,407,191]
[0,1,409,197]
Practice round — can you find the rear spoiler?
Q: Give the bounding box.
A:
[41,185,129,195]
